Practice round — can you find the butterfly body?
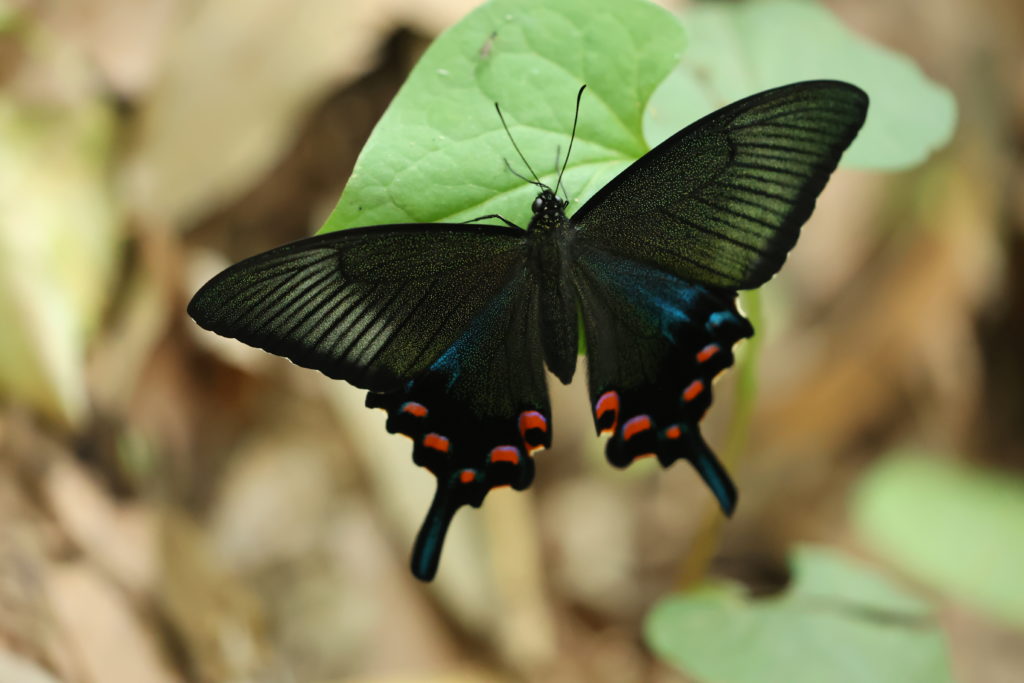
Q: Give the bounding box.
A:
[188,80,869,581]
[528,190,580,384]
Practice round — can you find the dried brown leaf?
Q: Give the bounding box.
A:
[125,0,394,229]
[43,460,158,596]
[46,562,180,683]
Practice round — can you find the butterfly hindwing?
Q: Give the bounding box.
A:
[366,267,551,580]
[573,245,751,513]
[571,80,868,289]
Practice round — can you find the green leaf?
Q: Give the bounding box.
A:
[853,452,1024,630]
[320,0,684,234]
[646,545,953,683]
[645,0,956,170]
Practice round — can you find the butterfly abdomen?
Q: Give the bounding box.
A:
[529,220,579,384]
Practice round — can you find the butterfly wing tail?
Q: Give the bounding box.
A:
[368,374,544,582]
[606,418,737,516]
[675,424,737,516]
[411,479,460,581]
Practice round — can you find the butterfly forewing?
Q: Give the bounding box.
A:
[188,224,529,392]
[570,80,868,288]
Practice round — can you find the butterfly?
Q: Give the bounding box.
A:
[188,80,868,581]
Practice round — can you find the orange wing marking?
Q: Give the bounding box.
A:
[400,401,428,417]
[622,414,653,441]
[682,380,705,403]
[489,446,521,465]
[696,344,721,363]
[423,433,450,453]
[595,391,620,433]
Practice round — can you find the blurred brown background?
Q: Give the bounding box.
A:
[0,0,1022,681]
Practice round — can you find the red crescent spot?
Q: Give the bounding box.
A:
[622,414,653,441]
[423,433,450,453]
[665,424,682,440]
[489,446,521,465]
[518,410,548,441]
[683,380,705,403]
[400,401,428,418]
[459,469,477,484]
[595,391,620,433]
[696,344,721,363]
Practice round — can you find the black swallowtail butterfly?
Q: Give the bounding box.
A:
[188,80,868,580]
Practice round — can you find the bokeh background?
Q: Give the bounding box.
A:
[1,0,1022,681]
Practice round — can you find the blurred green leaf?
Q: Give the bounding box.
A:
[645,0,956,170]
[0,99,120,428]
[853,452,1024,630]
[321,0,684,234]
[0,6,17,31]
[646,545,953,683]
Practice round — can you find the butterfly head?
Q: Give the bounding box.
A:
[529,188,569,232]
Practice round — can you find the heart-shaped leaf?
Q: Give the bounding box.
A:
[320,0,685,234]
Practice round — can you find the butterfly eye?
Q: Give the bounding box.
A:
[532,196,544,213]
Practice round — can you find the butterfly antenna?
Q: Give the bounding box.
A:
[555,85,586,199]
[495,102,543,187]
[503,158,541,187]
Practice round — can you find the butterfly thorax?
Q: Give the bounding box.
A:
[525,189,578,384]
